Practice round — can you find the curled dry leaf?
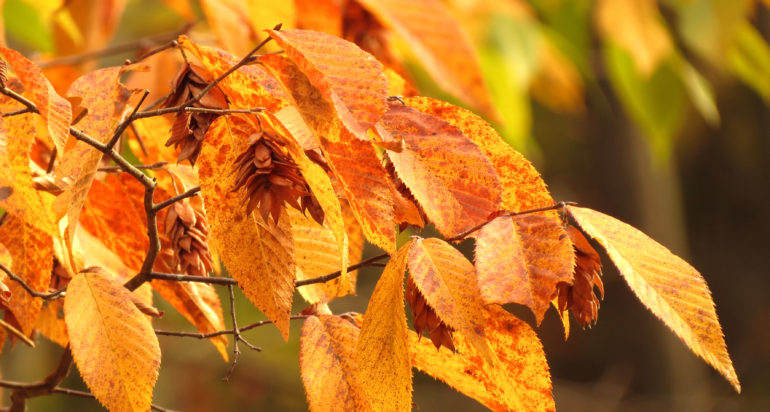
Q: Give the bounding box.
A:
[567,205,740,392]
[555,226,605,328]
[406,275,455,352]
[162,199,215,277]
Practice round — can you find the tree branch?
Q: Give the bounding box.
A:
[152,186,201,212]
[98,161,168,173]
[446,201,578,242]
[294,253,390,287]
[0,263,66,300]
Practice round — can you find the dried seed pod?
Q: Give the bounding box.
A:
[163,199,215,277]
[556,226,604,328]
[231,118,321,224]
[164,63,229,165]
[406,276,456,352]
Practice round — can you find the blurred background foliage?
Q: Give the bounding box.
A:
[1,0,769,410]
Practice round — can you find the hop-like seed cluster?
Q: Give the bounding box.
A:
[406,276,456,352]
[231,121,324,225]
[164,63,229,165]
[556,226,604,327]
[162,200,214,277]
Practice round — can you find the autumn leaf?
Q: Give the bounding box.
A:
[300,315,372,412]
[596,0,672,75]
[64,268,161,412]
[0,47,71,152]
[356,240,413,412]
[410,305,555,411]
[408,237,492,361]
[267,29,388,137]
[35,300,69,347]
[200,0,259,56]
[53,65,140,245]
[295,0,343,36]
[378,103,502,238]
[403,96,554,214]
[567,205,740,392]
[0,215,53,336]
[355,0,498,120]
[197,115,295,339]
[476,214,574,324]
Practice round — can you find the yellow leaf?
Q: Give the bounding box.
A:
[0,47,71,153]
[151,279,229,361]
[410,305,554,411]
[355,0,499,120]
[199,0,255,56]
[403,96,554,214]
[408,237,492,361]
[198,115,295,340]
[0,215,52,336]
[35,300,69,347]
[267,29,388,137]
[300,315,372,412]
[356,240,413,412]
[476,214,574,324]
[378,103,501,238]
[64,268,160,412]
[567,206,740,392]
[596,0,672,75]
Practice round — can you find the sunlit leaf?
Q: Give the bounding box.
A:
[300,315,372,412]
[378,103,501,238]
[64,268,161,412]
[197,115,295,339]
[355,0,498,120]
[357,240,413,412]
[410,305,554,411]
[567,206,740,392]
[476,214,574,324]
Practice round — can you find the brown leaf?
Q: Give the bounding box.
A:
[567,205,740,392]
[378,103,502,238]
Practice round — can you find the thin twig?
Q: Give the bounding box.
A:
[446,201,578,242]
[0,263,66,300]
[130,122,149,157]
[294,253,390,287]
[0,318,35,347]
[45,146,57,174]
[98,161,168,173]
[1,107,34,117]
[0,88,38,114]
[184,107,265,115]
[107,89,150,150]
[9,348,74,412]
[152,186,201,211]
[155,314,323,339]
[149,272,237,285]
[38,24,193,69]
[223,285,242,382]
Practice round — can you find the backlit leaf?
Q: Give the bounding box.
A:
[410,305,554,411]
[0,215,52,336]
[300,315,372,412]
[408,237,492,361]
[378,103,501,238]
[267,29,387,137]
[403,96,554,213]
[567,206,740,392]
[356,240,413,412]
[0,47,71,152]
[199,0,257,56]
[64,268,161,412]
[197,115,295,339]
[476,214,574,324]
[355,0,498,119]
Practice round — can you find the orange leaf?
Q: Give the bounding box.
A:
[64,268,161,412]
[178,36,289,112]
[260,54,398,251]
[0,47,71,152]
[79,174,148,272]
[476,214,574,324]
[378,103,501,238]
[300,315,372,412]
[410,305,555,411]
[128,115,177,164]
[567,206,740,392]
[403,96,554,213]
[151,279,229,361]
[407,237,492,361]
[355,0,498,120]
[197,115,295,339]
[54,66,139,245]
[267,29,388,137]
[356,240,413,412]
[199,0,256,56]
[35,300,69,347]
[0,215,53,336]
[0,113,58,236]
[295,0,343,36]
